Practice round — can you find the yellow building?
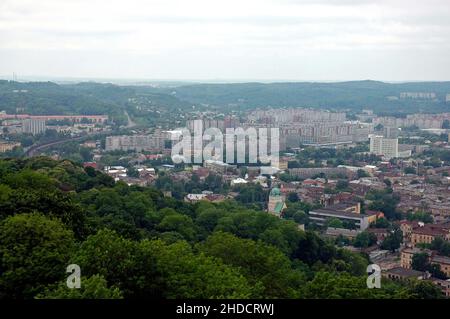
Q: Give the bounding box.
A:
[400,248,450,277]
[277,157,289,170]
[0,142,21,153]
[400,248,431,269]
[410,224,450,246]
[432,256,450,277]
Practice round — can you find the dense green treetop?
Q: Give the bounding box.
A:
[0,157,443,299]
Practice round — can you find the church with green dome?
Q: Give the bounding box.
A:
[267,186,286,216]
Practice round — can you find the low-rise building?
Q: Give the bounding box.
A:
[400,247,432,269]
[0,141,21,152]
[431,255,450,277]
[204,160,233,174]
[184,193,227,203]
[411,224,450,246]
[383,267,424,281]
[309,202,376,231]
[430,278,450,297]
[325,227,361,239]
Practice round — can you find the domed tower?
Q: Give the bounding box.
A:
[267,187,286,217]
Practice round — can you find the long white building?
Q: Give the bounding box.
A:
[105,131,169,152]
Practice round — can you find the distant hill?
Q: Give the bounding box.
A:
[0,80,123,116]
[0,81,191,125]
[156,80,450,114]
[1,80,450,118]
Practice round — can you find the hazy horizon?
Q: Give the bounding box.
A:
[3,75,450,85]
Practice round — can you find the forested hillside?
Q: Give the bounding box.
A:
[0,81,193,126]
[0,157,442,299]
[2,80,450,121]
[160,80,450,114]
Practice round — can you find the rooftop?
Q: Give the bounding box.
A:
[309,208,368,220]
[412,224,450,236]
[384,267,423,278]
[432,255,450,265]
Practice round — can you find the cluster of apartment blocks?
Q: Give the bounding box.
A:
[104,108,450,157]
[247,108,347,124]
[0,112,108,123]
[112,109,371,156]
[247,108,371,147]
[182,111,368,154]
[373,113,450,129]
[0,112,109,136]
[400,92,437,100]
[105,130,170,152]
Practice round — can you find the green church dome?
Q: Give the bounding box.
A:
[270,187,281,196]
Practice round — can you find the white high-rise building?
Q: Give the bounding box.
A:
[22,119,46,135]
[369,135,399,159]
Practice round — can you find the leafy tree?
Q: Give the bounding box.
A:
[357,169,370,179]
[428,264,447,280]
[336,180,350,191]
[406,211,433,224]
[291,211,309,225]
[430,237,450,257]
[0,157,444,300]
[411,253,430,272]
[327,218,344,229]
[79,147,92,162]
[300,271,408,299]
[127,166,140,178]
[158,213,197,241]
[0,213,75,298]
[404,167,417,175]
[408,280,443,299]
[374,217,390,228]
[282,203,309,225]
[366,189,401,220]
[287,192,300,202]
[196,208,226,233]
[37,275,123,299]
[149,239,255,298]
[342,220,357,230]
[199,231,305,298]
[72,229,164,298]
[353,231,377,248]
[380,228,403,252]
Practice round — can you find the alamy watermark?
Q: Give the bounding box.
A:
[66,264,81,289]
[366,264,381,289]
[170,120,280,167]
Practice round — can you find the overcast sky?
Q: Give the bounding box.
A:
[1,0,450,81]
